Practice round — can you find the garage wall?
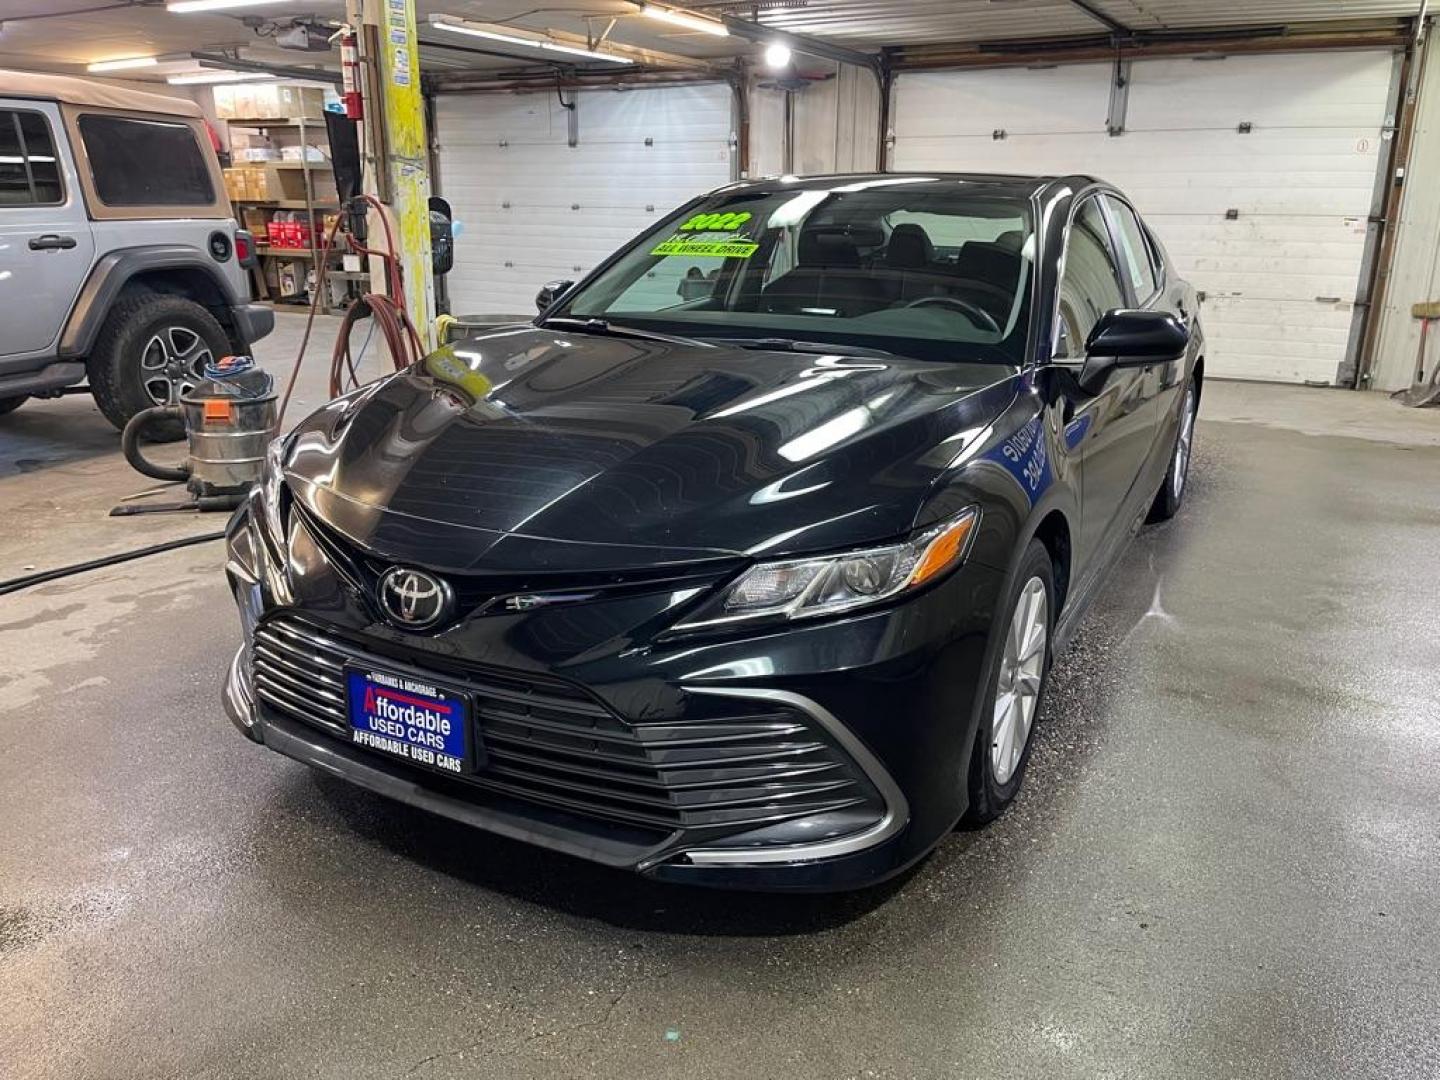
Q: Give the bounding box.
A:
[748,63,880,177]
[1370,30,1440,392]
[435,83,734,315]
[891,51,1400,385]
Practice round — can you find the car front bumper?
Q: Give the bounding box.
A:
[222,498,1005,891]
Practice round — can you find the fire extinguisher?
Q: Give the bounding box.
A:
[340,25,363,120]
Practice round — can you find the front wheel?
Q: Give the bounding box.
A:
[964,539,1054,824]
[1147,378,1198,523]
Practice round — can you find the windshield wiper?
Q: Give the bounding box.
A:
[701,336,899,360]
[537,316,694,344]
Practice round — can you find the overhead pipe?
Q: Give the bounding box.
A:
[189,51,342,87]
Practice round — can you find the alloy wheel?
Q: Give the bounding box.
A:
[1172,385,1197,500]
[139,325,213,406]
[992,576,1047,785]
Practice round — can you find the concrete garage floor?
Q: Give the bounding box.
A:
[2,313,1439,1079]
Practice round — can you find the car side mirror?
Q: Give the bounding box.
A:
[428,196,454,278]
[535,279,575,313]
[1080,309,1189,391]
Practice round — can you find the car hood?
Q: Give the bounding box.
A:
[284,326,1016,572]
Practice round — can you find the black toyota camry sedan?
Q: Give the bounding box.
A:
[223,173,1203,891]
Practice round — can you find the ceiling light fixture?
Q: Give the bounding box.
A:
[638,3,728,37]
[428,14,635,65]
[87,57,160,72]
[764,42,792,69]
[167,0,291,12]
[167,70,277,85]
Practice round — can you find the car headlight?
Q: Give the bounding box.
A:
[673,507,979,632]
[261,433,290,532]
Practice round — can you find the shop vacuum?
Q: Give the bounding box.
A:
[114,355,277,516]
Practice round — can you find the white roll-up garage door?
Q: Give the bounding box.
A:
[891,51,1398,385]
[435,83,734,316]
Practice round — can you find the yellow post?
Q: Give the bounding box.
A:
[355,0,435,351]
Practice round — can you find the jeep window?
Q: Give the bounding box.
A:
[556,182,1035,365]
[0,110,63,206]
[78,114,214,207]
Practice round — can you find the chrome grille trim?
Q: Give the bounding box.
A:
[249,614,883,837]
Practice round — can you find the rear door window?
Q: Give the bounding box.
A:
[0,109,63,206]
[78,114,214,206]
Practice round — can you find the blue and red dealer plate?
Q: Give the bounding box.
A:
[345,667,474,775]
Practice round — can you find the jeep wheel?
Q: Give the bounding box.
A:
[88,293,230,439]
[0,396,26,418]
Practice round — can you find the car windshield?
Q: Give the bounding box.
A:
[553,178,1035,364]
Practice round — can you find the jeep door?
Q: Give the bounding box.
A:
[0,100,95,358]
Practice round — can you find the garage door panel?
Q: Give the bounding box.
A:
[892,133,1114,175]
[894,66,1110,138]
[890,51,1392,384]
[1200,298,1356,382]
[575,84,733,142]
[437,84,732,314]
[1126,53,1395,130]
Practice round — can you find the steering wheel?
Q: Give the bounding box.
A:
[905,294,1001,334]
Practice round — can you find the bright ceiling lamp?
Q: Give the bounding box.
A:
[87,56,159,72]
[167,0,291,12]
[764,41,792,69]
[639,3,728,36]
[167,70,276,85]
[428,14,635,65]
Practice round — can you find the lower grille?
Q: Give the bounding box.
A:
[251,615,881,838]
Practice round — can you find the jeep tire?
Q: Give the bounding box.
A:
[88,292,230,440]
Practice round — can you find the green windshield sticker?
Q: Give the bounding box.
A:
[650,236,759,258]
[678,211,752,232]
[649,210,758,258]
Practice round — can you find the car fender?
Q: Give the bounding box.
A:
[58,245,243,359]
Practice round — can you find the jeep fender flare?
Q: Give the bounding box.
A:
[59,245,242,359]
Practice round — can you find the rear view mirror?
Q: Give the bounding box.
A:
[1080,309,1189,391]
[535,279,575,312]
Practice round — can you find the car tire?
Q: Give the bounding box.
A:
[1147,378,1198,523]
[87,292,229,440]
[964,538,1055,825]
[0,395,26,418]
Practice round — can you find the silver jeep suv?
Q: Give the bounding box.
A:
[0,70,273,429]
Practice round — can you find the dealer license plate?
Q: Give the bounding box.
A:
[345,667,473,775]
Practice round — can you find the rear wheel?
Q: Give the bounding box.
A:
[1148,379,1197,522]
[87,292,228,440]
[0,395,26,418]
[965,539,1054,824]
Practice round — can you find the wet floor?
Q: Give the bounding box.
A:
[2,360,1440,1078]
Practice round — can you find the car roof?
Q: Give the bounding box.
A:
[716,172,1099,199]
[0,69,204,119]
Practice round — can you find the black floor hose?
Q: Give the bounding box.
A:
[0,531,226,598]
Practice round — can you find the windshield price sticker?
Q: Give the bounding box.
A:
[650,210,759,258]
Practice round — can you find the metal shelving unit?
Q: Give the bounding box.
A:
[225,113,359,312]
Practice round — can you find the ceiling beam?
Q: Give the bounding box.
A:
[190,51,341,87]
[1064,0,1131,35]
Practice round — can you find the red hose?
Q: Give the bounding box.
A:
[277,194,425,425]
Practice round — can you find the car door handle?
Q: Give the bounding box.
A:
[29,234,77,251]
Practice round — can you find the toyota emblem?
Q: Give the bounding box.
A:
[377,567,454,631]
